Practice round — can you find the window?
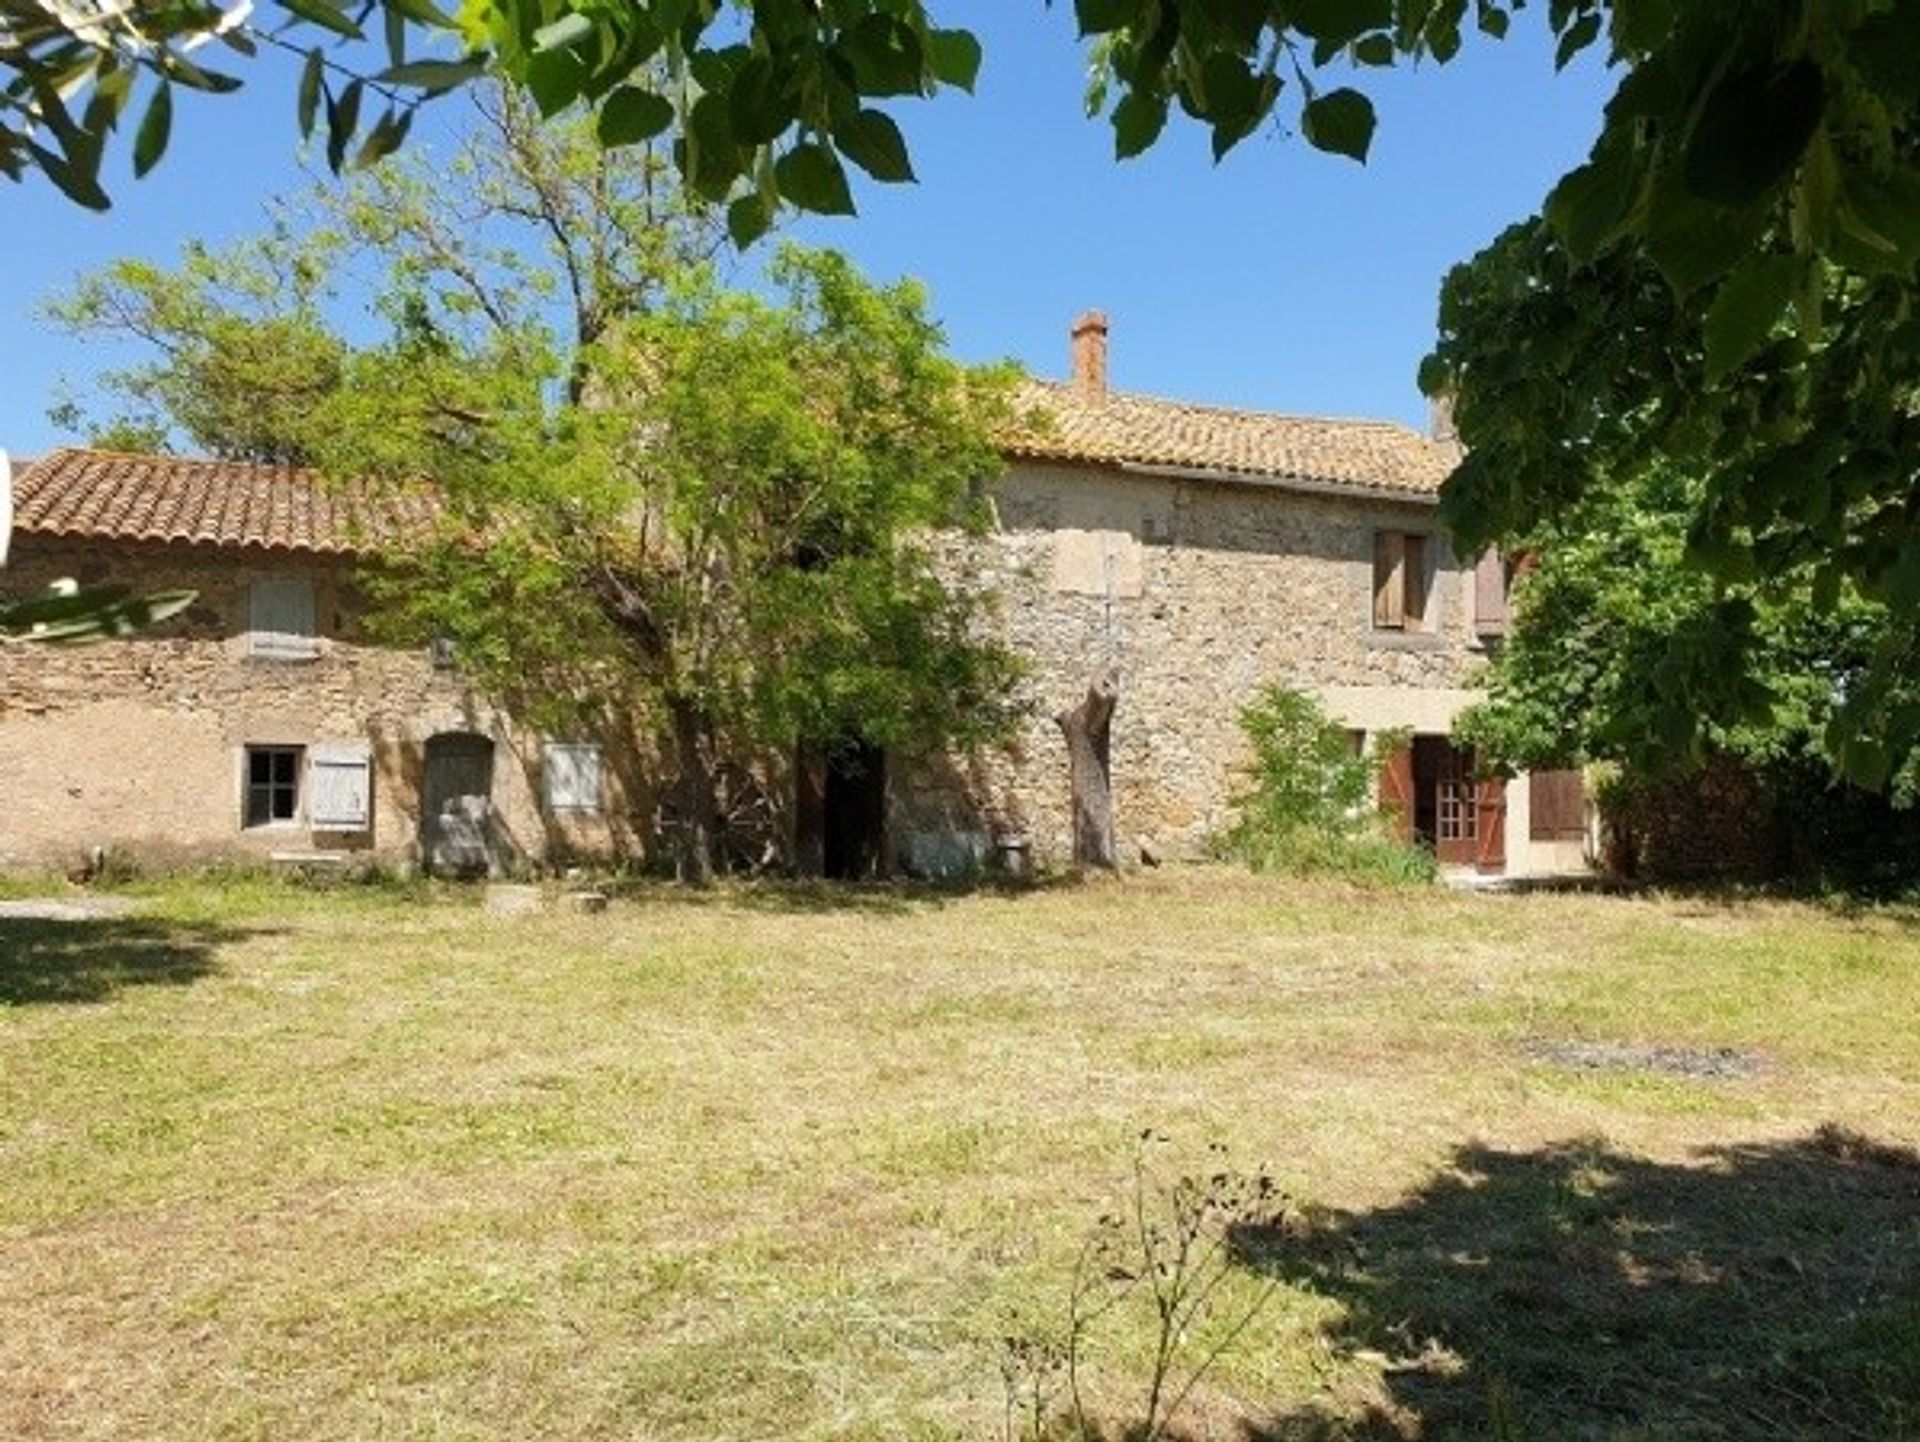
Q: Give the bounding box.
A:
[244,745,303,827]
[1530,769,1588,843]
[249,576,319,660]
[1474,548,1513,637]
[1372,531,1432,631]
[544,742,603,814]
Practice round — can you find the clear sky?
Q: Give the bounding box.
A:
[0,11,1615,457]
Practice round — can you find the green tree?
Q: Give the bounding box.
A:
[52,116,1023,881]
[1427,200,1920,786]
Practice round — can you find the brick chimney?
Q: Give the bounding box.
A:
[1071,310,1109,396]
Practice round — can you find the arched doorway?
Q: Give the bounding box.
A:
[421,732,497,877]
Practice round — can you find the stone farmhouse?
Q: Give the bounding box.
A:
[0,314,1590,880]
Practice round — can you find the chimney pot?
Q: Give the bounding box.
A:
[1071,310,1109,396]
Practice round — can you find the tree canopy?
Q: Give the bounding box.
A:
[51,112,1024,880]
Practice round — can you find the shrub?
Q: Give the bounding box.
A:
[1217,686,1433,884]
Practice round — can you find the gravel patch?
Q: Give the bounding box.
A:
[1524,1039,1768,1079]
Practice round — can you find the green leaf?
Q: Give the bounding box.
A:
[1300,88,1375,162]
[1197,51,1259,120]
[384,0,457,28]
[376,58,487,92]
[926,29,982,91]
[132,79,172,178]
[354,104,413,167]
[1553,12,1599,69]
[1075,0,1137,36]
[835,108,914,183]
[597,85,674,147]
[774,141,855,215]
[277,0,364,41]
[1112,89,1168,158]
[727,193,773,250]
[297,47,324,137]
[838,15,924,97]
[1683,60,1825,209]
[1353,34,1395,64]
[25,139,109,210]
[1543,137,1641,261]
[727,53,795,145]
[1703,253,1802,382]
[324,77,364,174]
[1288,0,1390,47]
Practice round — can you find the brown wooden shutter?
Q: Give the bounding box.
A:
[1373,532,1405,628]
[1529,769,1587,842]
[1403,535,1429,628]
[1474,770,1507,873]
[1379,741,1415,842]
[1474,548,1509,635]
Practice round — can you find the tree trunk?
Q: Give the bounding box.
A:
[668,696,719,887]
[1057,667,1120,869]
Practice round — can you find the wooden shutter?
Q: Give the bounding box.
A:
[1474,771,1508,873]
[1373,532,1406,628]
[1529,769,1587,842]
[1403,535,1429,628]
[249,577,318,659]
[1474,549,1510,635]
[308,742,372,831]
[1378,740,1415,842]
[544,743,603,813]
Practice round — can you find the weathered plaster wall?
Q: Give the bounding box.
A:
[905,461,1498,867]
[0,540,640,871]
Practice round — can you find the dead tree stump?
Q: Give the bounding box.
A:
[1057,667,1120,869]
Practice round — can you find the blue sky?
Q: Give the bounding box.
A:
[0,11,1615,457]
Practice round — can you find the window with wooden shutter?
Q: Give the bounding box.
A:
[1403,534,1429,627]
[309,742,373,831]
[1374,531,1434,631]
[1474,549,1511,636]
[544,742,603,814]
[1373,532,1406,628]
[1529,768,1587,842]
[248,576,319,660]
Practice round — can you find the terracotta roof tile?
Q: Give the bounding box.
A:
[1005,379,1458,498]
[10,449,435,555]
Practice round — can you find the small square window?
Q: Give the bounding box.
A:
[244,745,303,827]
[544,742,603,814]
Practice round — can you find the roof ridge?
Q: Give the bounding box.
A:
[1019,377,1436,438]
[35,445,320,473]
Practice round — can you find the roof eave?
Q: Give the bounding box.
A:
[1005,448,1442,506]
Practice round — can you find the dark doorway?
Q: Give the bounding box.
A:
[811,738,886,880]
[421,732,497,877]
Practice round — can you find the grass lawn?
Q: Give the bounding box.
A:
[2,870,1917,1441]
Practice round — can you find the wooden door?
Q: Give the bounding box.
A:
[1433,742,1479,867]
[422,733,496,877]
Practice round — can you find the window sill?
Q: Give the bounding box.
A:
[1367,631,1449,652]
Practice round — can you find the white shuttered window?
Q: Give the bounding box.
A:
[249,576,319,659]
[544,743,603,814]
[309,742,373,831]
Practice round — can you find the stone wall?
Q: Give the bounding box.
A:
[0,539,644,872]
[902,461,1497,867]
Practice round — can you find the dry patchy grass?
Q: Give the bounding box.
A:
[1,870,1916,1440]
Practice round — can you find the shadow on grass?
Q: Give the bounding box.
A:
[605,870,1098,917]
[0,913,259,1005]
[1229,1127,1920,1441]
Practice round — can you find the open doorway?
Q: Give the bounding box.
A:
[795,738,887,879]
[1386,735,1506,873]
